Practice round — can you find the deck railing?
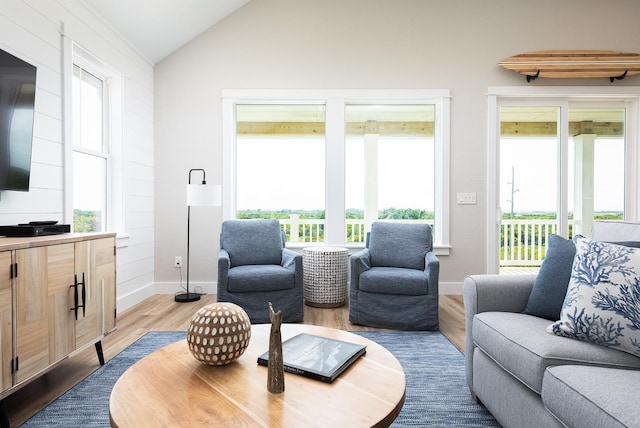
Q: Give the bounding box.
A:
[279,216,434,244]
[280,215,575,267]
[500,219,576,266]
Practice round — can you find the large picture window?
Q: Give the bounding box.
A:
[235,104,326,242]
[223,90,450,251]
[345,104,435,242]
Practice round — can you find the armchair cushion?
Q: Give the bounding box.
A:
[359,267,428,295]
[221,219,283,267]
[368,222,432,270]
[227,265,296,293]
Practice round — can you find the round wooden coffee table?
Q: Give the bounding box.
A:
[109,324,405,427]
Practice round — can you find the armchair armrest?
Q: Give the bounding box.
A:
[217,249,231,289]
[349,248,371,291]
[424,252,439,295]
[282,248,303,287]
[281,248,300,271]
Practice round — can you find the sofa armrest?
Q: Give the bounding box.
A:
[463,273,536,393]
[463,274,536,316]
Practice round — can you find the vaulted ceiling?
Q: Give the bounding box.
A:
[79,1,624,139]
[82,0,250,64]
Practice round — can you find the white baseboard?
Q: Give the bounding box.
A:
[116,282,156,313]
[439,281,463,295]
[153,281,217,296]
[116,281,216,314]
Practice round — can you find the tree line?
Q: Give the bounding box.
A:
[237,208,434,220]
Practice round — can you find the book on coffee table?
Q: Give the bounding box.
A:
[257,333,367,383]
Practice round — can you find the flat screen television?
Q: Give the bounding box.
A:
[0,48,37,191]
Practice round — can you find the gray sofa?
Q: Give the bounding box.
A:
[464,221,640,427]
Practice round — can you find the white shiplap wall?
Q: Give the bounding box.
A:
[0,0,155,312]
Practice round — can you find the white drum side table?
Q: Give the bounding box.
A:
[302,246,348,308]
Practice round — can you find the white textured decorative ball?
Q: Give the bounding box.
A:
[187,302,251,366]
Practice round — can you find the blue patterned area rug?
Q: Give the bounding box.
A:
[357,331,499,427]
[21,331,498,427]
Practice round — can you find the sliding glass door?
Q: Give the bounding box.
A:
[496,100,627,270]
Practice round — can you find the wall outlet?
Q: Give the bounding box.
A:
[174,256,182,268]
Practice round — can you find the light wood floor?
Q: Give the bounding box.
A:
[3,294,465,427]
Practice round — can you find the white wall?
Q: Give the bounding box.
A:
[0,0,155,312]
[154,0,640,294]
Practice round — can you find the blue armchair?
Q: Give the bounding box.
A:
[349,222,439,330]
[217,219,303,323]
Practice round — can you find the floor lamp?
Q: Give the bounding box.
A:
[175,168,221,303]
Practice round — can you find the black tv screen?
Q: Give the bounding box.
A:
[0,48,37,191]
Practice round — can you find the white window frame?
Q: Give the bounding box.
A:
[222,89,451,254]
[63,39,126,237]
[487,86,640,273]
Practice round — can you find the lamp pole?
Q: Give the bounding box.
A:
[175,168,207,302]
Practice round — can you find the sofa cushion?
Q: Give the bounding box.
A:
[543,365,640,428]
[521,233,640,323]
[473,312,640,394]
[368,222,431,270]
[523,234,576,321]
[590,220,640,242]
[548,236,640,357]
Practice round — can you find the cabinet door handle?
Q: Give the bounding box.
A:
[70,275,79,320]
[80,272,86,318]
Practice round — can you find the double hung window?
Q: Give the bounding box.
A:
[72,64,107,232]
[67,43,124,236]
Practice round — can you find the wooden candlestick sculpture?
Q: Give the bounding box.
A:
[267,302,285,393]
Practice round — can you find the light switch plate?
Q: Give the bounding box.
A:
[457,192,477,205]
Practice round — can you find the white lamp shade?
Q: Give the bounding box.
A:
[187,184,221,207]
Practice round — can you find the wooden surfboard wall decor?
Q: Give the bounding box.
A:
[499,50,640,82]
